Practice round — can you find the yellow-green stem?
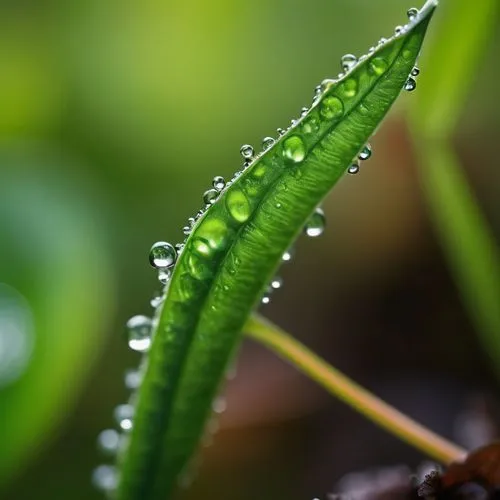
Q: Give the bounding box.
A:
[246,314,466,464]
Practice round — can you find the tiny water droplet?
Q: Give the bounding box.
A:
[182,226,191,235]
[149,241,177,269]
[395,25,404,36]
[150,294,164,308]
[158,269,171,285]
[92,465,118,492]
[282,135,306,165]
[348,163,360,175]
[203,188,219,205]
[369,57,388,76]
[404,77,417,91]
[378,37,387,46]
[240,144,254,160]
[124,368,142,390]
[271,277,283,290]
[320,96,344,120]
[188,216,196,226]
[411,66,420,77]
[114,404,134,432]
[212,176,226,191]
[213,396,227,414]
[282,248,294,262]
[277,127,285,136]
[126,315,152,352]
[359,144,372,161]
[261,295,271,305]
[97,429,121,455]
[175,243,185,253]
[340,78,358,98]
[301,107,309,117]
[407,7,419,20]
[320,79,334,93]
[305,208,326,237]
[341,53,357,71]
[302,115,320,135]
[262,136,275,150]
[226,189,251,223]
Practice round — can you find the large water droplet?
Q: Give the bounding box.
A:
[262,137,275,150]
[226,189,251,223]
[203,188,219,205]
[359,144,372,161]
[212,176,226,191]
[407,7,419,20]
[126,315,152,352]
[240,144,254,160]
[404,77,417,92]
[124,368,142,390]
[320,96,344,120]
[369,57,388,76]
[282,135,306,165]
[305,208,326,237]
[149,242,176,269]
[92,465,118,493]
[348,164,360,175]
[97,429,121,456]
[341,54,358,72]
[114,404,134,432]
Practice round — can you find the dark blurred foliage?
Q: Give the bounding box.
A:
[0,1,499,499]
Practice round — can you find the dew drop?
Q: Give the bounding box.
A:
[203,188,219,205]
[302,116,320,135]
[277,127,285,136]
[378,37,387,46]
[226,189,251,223]
[114,404,134,432]
[271,277,283,290]
[158,269,171,285]
[369,57,388,76]
[150,294,164,308]
[282,248,294,262]
[182,226,191,235]
[341,53,358,72]
[320,96,344,120]
[126,315,152,352]
[92,465,118,493]
[348,163,360,175]
[124,368,142,390]
[395,25,404,36]
[149,241,177,269]
[213,396,227,414]
[262,136,275,150]
[340,78,358,98]
[411,66,420,77]
[359,144,372,161]
[282,135,306,165]
[240,144,254,160]
[97,429,121,456]
[175,243,184,253]
[261,295,271,305]
[320,79,334,93]
[212,176,226,191]
[305,208,326,237]
[407,7,419,20]
[404,77,417,92]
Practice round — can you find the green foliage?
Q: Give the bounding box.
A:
[116,4,437,499]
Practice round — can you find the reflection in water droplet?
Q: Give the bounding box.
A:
[226,190,251,223]
[341,54,357,72]
[0,284,34,388]
[407,7,419,20]
[212,176,226,191]
[320,96,344,120]
[149,242,177,269]
[283,135,306,165]
[203,189,219,205]
[97,429,121,455]
[359,144,372,161]
[114,404,134,432]
[240,144,254,160]
[348,164,360,175]
[124,368,142,390]
[404,78,417,91]
[305,208,326,237]
[92,465,118,493]
[126,315,152,352]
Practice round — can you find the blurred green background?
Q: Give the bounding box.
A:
[1,1,499,499]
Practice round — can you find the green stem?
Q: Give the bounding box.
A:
[245,314,467,464]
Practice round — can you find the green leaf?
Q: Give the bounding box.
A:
[116,3,437,499]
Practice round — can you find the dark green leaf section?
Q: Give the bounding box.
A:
[117,4,436,499]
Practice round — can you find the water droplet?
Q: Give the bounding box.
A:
[341,53,357,71]
[407,7,419,20]
[369,57,388,76]
[213,397,227,414]
[158,269,171,285]
[97,429,121,455]
[114,404,134,432]
[302,115,320,135]
[261,295,271,305]
[262,136,275,150]
[395,25,404,36]
[314,84,322,98]
[411,66,420,77]
[270,277,283,290]
[182,226,191,235]
[305,208,326,237]
[203,188,219,205]
[226,189,251,223]
[320,96,344,120]
[277,127,285,136]
[175,243,185,252]
[124,368,142,390]
[320,79,335,94]
[149,242,176,269]
[282,135,306,165]
[240,144,254,160]
[188,216,196,226]
[282,248,294,262]
[92,465,118,493]
[212,176,226,191]
[404,77,417,91]
[359,144,372,161]
[378,37,388,46]
[301,107,309,117]
[348,163,360,175]
[126,315,152,352]
[150,294,164,308]
[340,78,358,98]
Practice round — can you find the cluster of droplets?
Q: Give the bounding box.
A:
[348,144,373,175]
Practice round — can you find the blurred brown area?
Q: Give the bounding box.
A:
[1,1,499,499]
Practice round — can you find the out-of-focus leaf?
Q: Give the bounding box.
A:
[0,154,114,485]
